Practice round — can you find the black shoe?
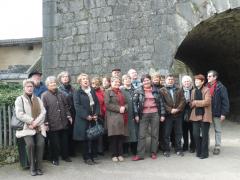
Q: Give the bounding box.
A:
[84,159,95,165]
[176,151,184,157]
[52,160,59,166]
[30,170,37,176]
[163,151,170,157]
[199,156,208,159]
[63,157,72,162]
[92,159,100,164]
[36,169,43,175]
[190,149,195,153]
[213,148,220,155]
[97,152,104,156]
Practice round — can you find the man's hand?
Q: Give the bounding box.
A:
[160,116,165,122]
[220,115,226,122]
[135,116,139,123]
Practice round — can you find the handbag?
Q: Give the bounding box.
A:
[86,120,104,140]
[11,97,25,130]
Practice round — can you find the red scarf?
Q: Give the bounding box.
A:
[112,88,128,125]
[207,81,217,97]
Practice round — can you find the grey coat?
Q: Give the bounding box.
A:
[105,89,128,137]
[121,87,138,142]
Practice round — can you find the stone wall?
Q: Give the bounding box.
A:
[42,0,240,79]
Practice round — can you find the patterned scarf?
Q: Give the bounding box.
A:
[112,88,128,125]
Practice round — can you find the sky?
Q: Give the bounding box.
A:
[0,0,42,40]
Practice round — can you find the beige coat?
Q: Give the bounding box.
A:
[189,87,212,123]
[15,95,46,138]
[105,89,128,136]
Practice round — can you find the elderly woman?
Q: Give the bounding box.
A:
[15,79,46,176]
[73,73,100,165]
[57,71,76,156]
[102,76,111,91]
[189,74,212,159]
[105,76,128,162]
[181,75,195,153]
[121,74,138,156]
[41,76,72,166]
[132,74,165,161]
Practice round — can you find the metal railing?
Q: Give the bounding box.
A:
[0,104,16,148]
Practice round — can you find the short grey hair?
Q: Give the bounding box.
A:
[23,79,34,87]
[57,71,71,83]
[45,76,57,86]
[181,75,193,84]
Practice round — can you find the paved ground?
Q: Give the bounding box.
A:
[1,120,240,180]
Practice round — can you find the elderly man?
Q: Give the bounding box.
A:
[128,69,141,89]
[111,68,121,77]
[207,70,229,155]
[28,70,47,98]
[41,76,72,165]
[160,75,186,157]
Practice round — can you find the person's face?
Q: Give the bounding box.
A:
[160,77,165,85]
[80,76,90,88]
[142,78,151,88]
[24,82,34,95]
[195,79,204,88]
[207,73,217,84]
[102,78,110,89]
[111,79,121,89]
[129,70,138,80]
[165,77,175,86]
[31,74,41,86]
[152,77,160,85]
[182,79,191,88]
[47,81,57,92]
[61,74,70,84]
[91,80,100,89]
[123,77,131,87]
[112,71,121,77]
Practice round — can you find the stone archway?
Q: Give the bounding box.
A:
[174,8,240,119]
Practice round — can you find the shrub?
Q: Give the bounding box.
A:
[0,83,22,105]
[0,147,18,166]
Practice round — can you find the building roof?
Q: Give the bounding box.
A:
[0,37,42,47]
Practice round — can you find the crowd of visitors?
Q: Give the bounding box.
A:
[14,68,230,176]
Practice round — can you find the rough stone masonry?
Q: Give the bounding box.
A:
[42,0,240,78]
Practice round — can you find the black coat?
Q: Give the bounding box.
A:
[133,85,165,118]
[211,81,229,117]
[73,87,100,141]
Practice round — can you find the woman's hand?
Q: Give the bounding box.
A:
[86,115,92,121]
[120,106,125,113]
[67,116,73,124]
[160,116,165,122]
[92,115,98,121]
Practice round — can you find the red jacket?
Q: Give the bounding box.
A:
[95,88,106,118]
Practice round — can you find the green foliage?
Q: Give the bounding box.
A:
[0,147,18,166]
[0,83,22,105]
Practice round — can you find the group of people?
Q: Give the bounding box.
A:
[15,68,229,176]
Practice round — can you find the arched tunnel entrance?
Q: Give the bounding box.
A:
[175,8,240,120]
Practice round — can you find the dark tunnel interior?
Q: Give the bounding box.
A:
[175,8,240,119]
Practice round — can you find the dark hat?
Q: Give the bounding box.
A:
[112,68,121,72]
[28,70,42,78]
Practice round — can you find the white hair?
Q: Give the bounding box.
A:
[45,76,57,86]
[181,75,193,84]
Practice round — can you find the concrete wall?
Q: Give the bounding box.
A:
[0,44,42,70]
